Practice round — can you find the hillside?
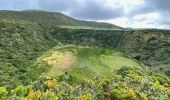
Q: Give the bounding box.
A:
[0,14,170,99]
[0,10,122,30]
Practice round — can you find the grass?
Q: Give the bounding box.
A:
[59,25,122,30]
[36,46,142,80]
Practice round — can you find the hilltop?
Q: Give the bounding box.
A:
[0,10,122,30]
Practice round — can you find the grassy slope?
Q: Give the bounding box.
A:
[0,10,122,30]
[35,46,142,80]
[59,25,122,30]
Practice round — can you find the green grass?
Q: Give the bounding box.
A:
[59,25,122,30]
[36,46,142,80]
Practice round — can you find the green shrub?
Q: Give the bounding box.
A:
[0,87,8,100]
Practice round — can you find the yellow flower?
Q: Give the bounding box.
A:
[27,91,41,100]
[44,79,57,89]
[127,89,136,99]
[140,92,148,100]
[163,83,169,88]
[78,95,87,100]
[78,93,93,100]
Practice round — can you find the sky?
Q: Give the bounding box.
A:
[0,0,170,29]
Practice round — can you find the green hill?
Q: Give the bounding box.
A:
[0,10,122,30]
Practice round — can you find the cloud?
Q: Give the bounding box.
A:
[69,0,124,20]
[36,0,78,13]
[37,0,125,20]
[0,0,39,10]
[146,0,170,11]
[126,0,170,29]
[129,0,170,16]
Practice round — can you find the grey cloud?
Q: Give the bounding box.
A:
[158,12,170,25]
[146,0,170,11]
[127,0,170,27]
[36,0,78,12]
[127,5,154,17]
[0,0,39,10]
[129,0,170,16]
[69,0,124,20]
[36,0,124,20]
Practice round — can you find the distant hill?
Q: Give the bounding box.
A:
[0,10,122,30]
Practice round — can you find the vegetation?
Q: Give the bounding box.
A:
[0,10,122,30]
[49,28,170,77]
[0,66,169,99]
[0,10,170,99]
[35,46,141,79]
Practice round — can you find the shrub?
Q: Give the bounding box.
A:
[11,85,32,97]
[27,91,41,100]
[0,87,8,100]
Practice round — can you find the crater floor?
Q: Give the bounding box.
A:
[36,46,143,80]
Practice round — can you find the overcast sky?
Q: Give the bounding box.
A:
[0,0,170,29]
